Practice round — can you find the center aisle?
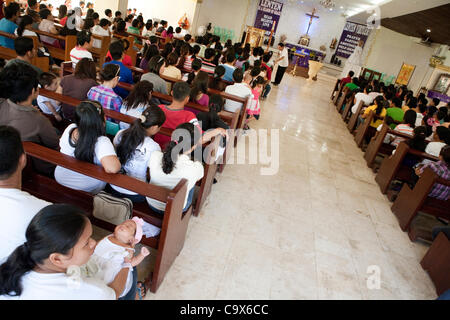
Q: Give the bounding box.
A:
[144,74,437,300]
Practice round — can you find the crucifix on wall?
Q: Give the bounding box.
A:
[299,8,320,47]
[305,8,320,35]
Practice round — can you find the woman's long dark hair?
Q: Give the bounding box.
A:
[0,204,88,297]
[17,15,33,37]
[374,96,385,115]
[210,65,225,90]
[190,71,209,102]
[143,44,159,62]
[176,43,190,69]
[71,101,106,163]
[58,5,68,19]
[403,109,417,128]
[203,94,224,128]
[406,126,427,152]
[187,59,202,85]
[116,106,166,165]
[161,43,173,59]
[74,57,97,81]
[162,123,201,174]
[123,80,153,111]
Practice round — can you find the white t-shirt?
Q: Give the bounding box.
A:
[111,129,161,195]
[38,19,57,45]
[425,142,446,158]
[368,92,382,100]
[92,25,110,49]
[415,112,424,127]
[55,124,117,194]
[0,271,116,300]
[70,46,93,68]
[14,29,37,37]
[278,48,289,68]
[146,152,204,211]
[224,83,253,113]
[119,103,147,130]
[351,92,374,114]
[37,95,61,114]
[0,189,50,264]
[90,236,133,298]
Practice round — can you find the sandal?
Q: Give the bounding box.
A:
[136,281,147,300]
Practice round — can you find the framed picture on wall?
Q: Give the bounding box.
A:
[395,63,416,86]
[432,74,450,95]
[244,26,265,48]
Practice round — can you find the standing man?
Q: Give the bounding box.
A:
[340,40,364,79]
[272,43,289,87]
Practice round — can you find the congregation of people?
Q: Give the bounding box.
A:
[0,0,289,300]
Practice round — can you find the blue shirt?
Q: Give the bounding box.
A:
[103,60,134,99]
[0,18,18,49]
[220,64,236,82]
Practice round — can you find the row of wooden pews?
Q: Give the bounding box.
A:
[330,83,450,296]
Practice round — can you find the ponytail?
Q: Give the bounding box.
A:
[17,15,33,37]
[206,94,224,126]
[187,71,196,85]
[0,244,35,296]
[116,106,166,165]
[374,96,385,116]
[162,123,200,174]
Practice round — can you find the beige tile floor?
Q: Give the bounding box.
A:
[142,74,438,300]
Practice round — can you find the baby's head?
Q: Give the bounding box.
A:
[39,72,59,92]
[114,217,144,246]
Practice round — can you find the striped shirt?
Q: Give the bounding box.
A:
[70,46,93,68]
[87,85,122,113]
[183,55,193,72]
[420,160,450,200]
[391,124,413,147]
[201,60,216,74]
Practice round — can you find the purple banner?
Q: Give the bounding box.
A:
[336,22,371,59]
[254,0,283,37]
[428,90,450,104]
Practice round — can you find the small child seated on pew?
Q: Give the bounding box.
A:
[37,72,62,122]
[90,217,150,299]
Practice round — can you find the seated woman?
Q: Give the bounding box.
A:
[119,80,154,130]
[360,96,387,129]
[189,71,209,107]
[58,57,98,120]
[182,58,202,84]
[55,101,121,194]
[87,64,123,113]
[146,123,204,214]
[0,204,126,300]
[38,8,60,48]
[114,20,129,37]
[107,106,166,202]
[141,55,168,96]
[209,65,227,92]
[139,43,159,71]
[197,94,229,132]
[389,109,417,148]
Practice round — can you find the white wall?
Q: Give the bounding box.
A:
[127,0,197,33]
[363,27,437,93]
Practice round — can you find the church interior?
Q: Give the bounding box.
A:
[0,0,449,301]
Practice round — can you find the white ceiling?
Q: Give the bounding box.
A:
[282,0,450,21]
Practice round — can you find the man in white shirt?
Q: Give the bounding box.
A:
[0,126,51,263]
[272,43,289,86]
[224,68,253,113]
[70,30,93,68]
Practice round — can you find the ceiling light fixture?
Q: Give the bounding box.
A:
[320,0,336,10]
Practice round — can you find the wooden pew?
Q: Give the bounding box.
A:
[0,31,50,72]
[22,141,190,294]
[330,79,340,101]
[32,29,76,62]
[89,34,111,67]
[341,92,356,121]
[354,111,380,148]
[38,88,224,216]
[335,88,350,114]
[375,141,439,194]
[333,83,346,106]
[391,167,450,234]
[420,231,450,296]
[364,123,410,169]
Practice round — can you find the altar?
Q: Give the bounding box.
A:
[285,42,326,78]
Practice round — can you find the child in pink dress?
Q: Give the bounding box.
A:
[244,76,265,129]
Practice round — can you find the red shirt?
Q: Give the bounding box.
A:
[106,51,133,67]
[340,76,351,86]
[60,16,68,26]
[154,104,201,149]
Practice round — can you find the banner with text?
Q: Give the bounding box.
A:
[336,22,371,59]
[254,0,283,37]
